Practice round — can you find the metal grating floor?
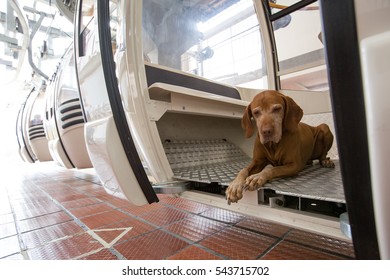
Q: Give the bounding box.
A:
[163,139,251,185]
[263,161,345,203]
[163,139,345,203]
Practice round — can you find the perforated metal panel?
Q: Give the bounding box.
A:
[164,139,344,203]
[163,139,251,185]
[263,161,345,203]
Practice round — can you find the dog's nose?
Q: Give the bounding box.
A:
[262,127,273,136]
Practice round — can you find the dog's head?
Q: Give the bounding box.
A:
[242,90,303,144]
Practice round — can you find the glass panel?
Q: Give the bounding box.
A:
[29,88,46,127]
[280,65,328,91]
[81,0,94,29]
[142,0,267,89]
[57,47,78,106]
[109,1,118,54]
[79,0,95,56]
[272,2,328,91]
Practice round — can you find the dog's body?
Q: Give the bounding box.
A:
[226,90,335,204]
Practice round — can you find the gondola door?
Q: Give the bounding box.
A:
[74,0,158,205]
[320,0,390,259]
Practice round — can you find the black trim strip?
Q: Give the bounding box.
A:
[97,1,158,204]
[28,126,44,132]
[29,134,46,140]
[16,106,23,149]
[270,0,317,22]
[61,111,84,122]
[320,0,379,259]
[29,130,45,137]
[74,0,88,121]
[59,98,80,107]
[62,119,85,130]
[77,0,85,58]
[145,65,241,100]
[60,104,81,114]
[53,104,75,168]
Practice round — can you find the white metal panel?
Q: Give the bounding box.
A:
[361,31,390,259]
[84,116,148,205]
[115,0,174,183]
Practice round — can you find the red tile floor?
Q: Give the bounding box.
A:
[0,162,355,260]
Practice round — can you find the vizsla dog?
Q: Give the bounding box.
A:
[226,90,335,204]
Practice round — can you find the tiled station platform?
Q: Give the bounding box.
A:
[0,162,354,260]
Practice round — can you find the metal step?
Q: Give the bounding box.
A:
[263,160,345,203]
[163,139,344,203]
[163,139,251,185]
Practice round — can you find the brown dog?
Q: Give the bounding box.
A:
[226,90,335,204]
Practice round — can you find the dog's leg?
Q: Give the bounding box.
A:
[313,124,335,168]
[320,157,335,168]
[226,167,249,204]
[226,161,267,204]
[244,163,302,191]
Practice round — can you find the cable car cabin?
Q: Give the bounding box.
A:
[16,86,38,164]
[44,45,92,169]
[75,0,340,226]
[16,84,52,163]
[71,0,390,259]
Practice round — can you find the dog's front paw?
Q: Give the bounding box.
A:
[320,157,335,168]
[226,179,245,204]
[244,173,267,191]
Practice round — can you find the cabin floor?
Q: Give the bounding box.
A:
[0,161,355,260]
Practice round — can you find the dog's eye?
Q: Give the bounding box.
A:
[272,105,282,113]
[252,109,260,117]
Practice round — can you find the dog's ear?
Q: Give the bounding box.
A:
[241,104,254,138]
[282,95,303,132]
